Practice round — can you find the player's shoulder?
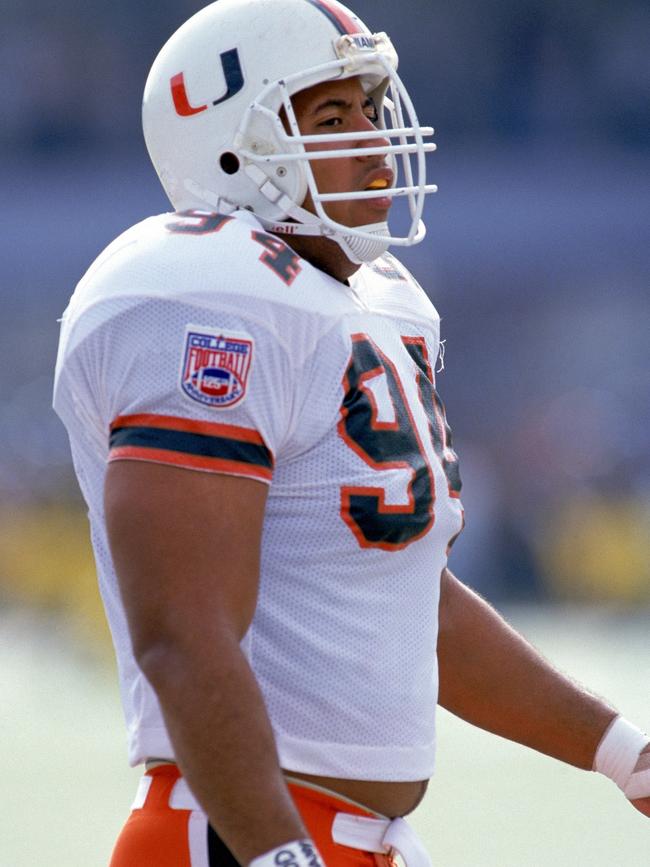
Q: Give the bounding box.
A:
[354,252,440,324]
[66,209,352,317]
[67,209,267,307]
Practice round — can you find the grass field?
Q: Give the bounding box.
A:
[3,604,649,866]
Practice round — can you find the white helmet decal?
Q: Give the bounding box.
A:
[143,0,437,263]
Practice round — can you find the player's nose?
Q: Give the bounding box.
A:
[352,111,389,157]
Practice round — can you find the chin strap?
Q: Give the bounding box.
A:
[246,165,392,263]
[183,172,392,264]
[336,227,391,264]
[258,213,391,264]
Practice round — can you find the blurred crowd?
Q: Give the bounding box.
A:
[0,0,648,634]
[1,0,648,152]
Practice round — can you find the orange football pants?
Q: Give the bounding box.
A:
[110,764,397,867]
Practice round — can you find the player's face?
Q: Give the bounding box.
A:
[291,77,393,228]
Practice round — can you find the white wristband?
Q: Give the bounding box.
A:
[594,716,650,798]
[249,840,325,867]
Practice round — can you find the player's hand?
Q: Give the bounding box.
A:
[629,744,650,817]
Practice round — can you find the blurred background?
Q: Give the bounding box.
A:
[1,0,649,864]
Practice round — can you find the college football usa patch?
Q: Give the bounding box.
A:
[180,326,253,408]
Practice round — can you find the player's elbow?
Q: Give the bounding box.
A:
[131,615,241,696]
[128,617,186,684]
[133,636,178,688]
[132,631,203,703]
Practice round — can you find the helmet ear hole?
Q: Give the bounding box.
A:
[219,152,240,175]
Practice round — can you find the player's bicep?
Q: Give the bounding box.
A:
[104,460,268,661]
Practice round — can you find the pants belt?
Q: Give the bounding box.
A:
[131,775,201,811]
[132,776,432,867]
[332,813,432,867]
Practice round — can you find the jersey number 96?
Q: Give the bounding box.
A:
[339,333,461,551]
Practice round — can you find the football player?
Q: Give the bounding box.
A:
[53,1,650,865]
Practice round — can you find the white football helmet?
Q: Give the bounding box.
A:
[142,0,437,263]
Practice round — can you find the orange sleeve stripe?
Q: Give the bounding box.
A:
[110,413,267,446]
[109,415,274,477]
[108,446,273,483]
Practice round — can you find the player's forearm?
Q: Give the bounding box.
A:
[139,633,307,865]
[436,569,617,769]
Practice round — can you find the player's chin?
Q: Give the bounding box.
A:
[323,198,392,229]
[349,198,393,225]
[366,196,393,215]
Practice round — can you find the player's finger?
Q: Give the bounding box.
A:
[633,754,650,773]
[626,749,650,801]
[635,744,650,771]
[630,797,650,818]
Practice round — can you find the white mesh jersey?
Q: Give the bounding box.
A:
[53,208,464,781]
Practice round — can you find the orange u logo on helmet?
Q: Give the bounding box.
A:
[170,49,244,117]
